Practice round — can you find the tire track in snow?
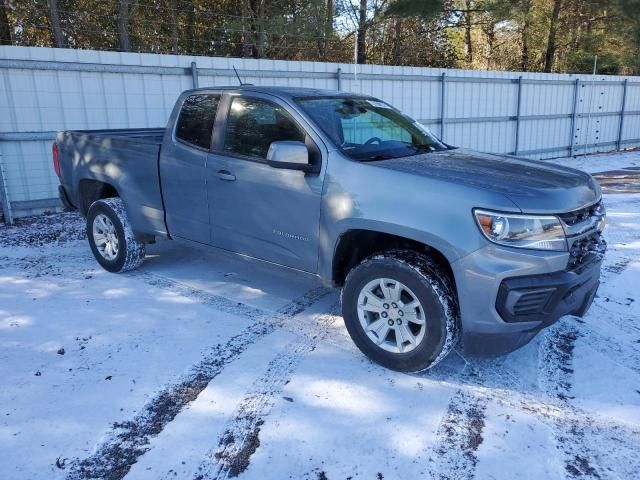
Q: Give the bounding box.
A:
[538,322,606,479]
[193,304,341,480]
[133,272,271,320]
[425,346,639,480]
[423,356,521,480]
[65,280,332,480]
[425,355,640,447]
[442,369,640,437]
[428,380,489,480]
[602,256,632,276]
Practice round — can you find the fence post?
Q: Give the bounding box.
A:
[514,76,523,155]
[337,67,342,91]
[0,151,13,224]
[617,78,628,150]
[440,72,447,141]
[190,61,199,88]
[569,78,580,157]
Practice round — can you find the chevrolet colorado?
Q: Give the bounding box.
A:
[54,86,607,372]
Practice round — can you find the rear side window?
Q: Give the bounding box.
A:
[223,97,306,159]
[175,94,220,149]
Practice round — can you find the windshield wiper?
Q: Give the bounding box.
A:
[361,154,395,162]
[412,144,434,153]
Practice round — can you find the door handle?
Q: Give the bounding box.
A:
[216,170,236,181]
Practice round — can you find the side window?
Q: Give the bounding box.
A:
[175,94,220,149]
[223,97,306,159]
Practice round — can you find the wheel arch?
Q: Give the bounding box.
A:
[331,229,457,292]
[78,179,120,215]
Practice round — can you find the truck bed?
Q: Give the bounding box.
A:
[60,128,165,144]
[57,127,168,236]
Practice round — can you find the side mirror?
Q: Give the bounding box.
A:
[266,141,314,172]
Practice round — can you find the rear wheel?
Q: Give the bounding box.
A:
[341,250,459,372]
[86,198,145,273]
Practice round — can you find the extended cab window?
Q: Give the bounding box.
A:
[223,97,306,159]
[175,94,220,149]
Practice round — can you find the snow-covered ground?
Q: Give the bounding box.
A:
[1,152,639,480]
[551,149,640,173]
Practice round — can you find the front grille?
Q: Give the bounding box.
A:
[568,232,607,270]
[557,200,607,270]
[558,200,603,226]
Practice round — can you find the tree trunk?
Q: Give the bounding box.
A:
[392,17,402,65]
[0,1,12,45]
[255,2,266,58]
[320,0,333,59]
[636,32,640,75]
[47,0,65,48]
[356,0,367,64]
[520,0,532,71]
[463,0,473,64]
[169,0,179,54]
[118,0,131,52]
[544,0,562,72]
[521,23,529,70]
[183,0,197,54]
[243,0,265,58]
[240,0,252,57]
[485,23,495,69]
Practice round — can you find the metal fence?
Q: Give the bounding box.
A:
[1,45,640,221]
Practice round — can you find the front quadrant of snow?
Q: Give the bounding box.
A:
[235,341,455,480]
[0,258,255,480]
[473,400,565,480]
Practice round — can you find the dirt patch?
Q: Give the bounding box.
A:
[538,324,605,479]
[430,388,488,480]
[603,257,632,275]
[215,418,264,478]
[541,326,578,401]
[0,211,85,247]
[593,169,640,194]
[566,454,601,479]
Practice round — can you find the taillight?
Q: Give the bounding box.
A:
[52,142,61,177]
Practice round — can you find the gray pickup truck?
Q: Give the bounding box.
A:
[54,86,607,372]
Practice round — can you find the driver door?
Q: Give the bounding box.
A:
[207,94,325,273]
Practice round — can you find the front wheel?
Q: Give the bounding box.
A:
[86,198,145,273]
[341,250,459,372]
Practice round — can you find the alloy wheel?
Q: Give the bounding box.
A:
[356,278,427,353]
[92,213,119,261]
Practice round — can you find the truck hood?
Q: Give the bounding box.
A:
[374,149,601,213]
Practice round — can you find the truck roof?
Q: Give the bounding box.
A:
[182,85,371,100]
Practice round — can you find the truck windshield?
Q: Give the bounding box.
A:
[295,96,448,161]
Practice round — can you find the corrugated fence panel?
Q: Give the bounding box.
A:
[622,84,640,143]
[1,45,639,218]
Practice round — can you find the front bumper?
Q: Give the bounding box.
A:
[452,244,603,356]
[495,257,600,324]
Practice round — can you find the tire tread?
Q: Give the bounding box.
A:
[87,198,145,273]
[342,249,460,372]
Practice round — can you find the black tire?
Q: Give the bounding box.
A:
[341,250,459,372]
[86,198,145,273]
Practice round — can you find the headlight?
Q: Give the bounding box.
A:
[597,202,607,232]
[474,209,567,251]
